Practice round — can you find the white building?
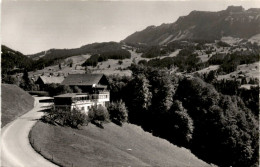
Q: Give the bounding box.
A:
[54,91,110,114]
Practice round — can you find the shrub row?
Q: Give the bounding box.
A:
[41,101,128,129]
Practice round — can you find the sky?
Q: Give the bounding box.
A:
[2,0,260,55]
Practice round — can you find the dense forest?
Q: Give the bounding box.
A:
[1,45,34,74]
[108,64,259,167]
[28,42,129,60]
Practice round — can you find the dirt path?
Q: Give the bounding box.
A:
[1,97,57,167]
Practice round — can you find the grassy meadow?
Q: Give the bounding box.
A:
[30,121,212,167]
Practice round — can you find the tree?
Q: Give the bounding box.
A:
[46,84,73,96]
[72,86,82,93]
[2,74,18,85]
[132,74,152,111]
[20,70,37,91]
[118,60,123,65]
[107,75,132,102]
[67,58,73,67]
[108,100,128,126]
[204,70,216,83]
[129,74,152,125]
[41,106,88,129]
[168,100,194,145]
[88,105,110,128]
[148,69,174,114]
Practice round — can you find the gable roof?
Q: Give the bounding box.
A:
[61,74,105,86]
[54,93,88,98]
[37,76,64,84]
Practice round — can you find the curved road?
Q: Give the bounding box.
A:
[1,97,58,167]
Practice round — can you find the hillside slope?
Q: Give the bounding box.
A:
[1,84,34,127]
[28,42,129,61]
[1,45,34,75]
[123,6,260,45]
[30,122,212,167]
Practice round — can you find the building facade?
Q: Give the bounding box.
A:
[54,73,110,114]
[54,91,109,114]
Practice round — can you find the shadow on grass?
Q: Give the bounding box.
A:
[39,99,54,103]
[91,121,104,129]
[37,108,51,113]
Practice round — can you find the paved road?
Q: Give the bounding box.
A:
[1,97,58,167]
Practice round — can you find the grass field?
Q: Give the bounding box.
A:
[1,84,35,127]
[30,121,212,167]
[218,61,259,80]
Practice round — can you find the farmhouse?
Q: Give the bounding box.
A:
[54,73,110,113]
[61,74,108,93]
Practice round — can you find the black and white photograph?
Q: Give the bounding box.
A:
[1,0,260,166]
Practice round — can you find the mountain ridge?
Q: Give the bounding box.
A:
[122,6,260,45]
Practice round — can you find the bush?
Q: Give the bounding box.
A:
[45,84,73,96]
[72,86,82,93]
[217,41,230,47]
[138,60,148,65]
[118,60,123,65]
[107,100,128,126]
[41,106,88,129]
[88,105,110,128]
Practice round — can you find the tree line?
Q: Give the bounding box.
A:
[82,49,131,67]
[108,64,259,167]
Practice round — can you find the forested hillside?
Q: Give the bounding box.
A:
[1,45,34,75]
[108,64,259,167]
[28,42,130,61]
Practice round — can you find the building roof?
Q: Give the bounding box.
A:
[54,93,88,98]
[37,76,64,84]
[61,74,105,86]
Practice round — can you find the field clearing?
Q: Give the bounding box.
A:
[30,121,212,167]
[221,36,242,45]
[164,49,180,58]
[1,84,34,127]
[218,62,259,80]
[193,65,219,74]
[198,54,212,62]
[249,34,260,45]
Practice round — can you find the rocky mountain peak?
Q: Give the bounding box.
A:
[226,6,245,12]
[122,6,260,45]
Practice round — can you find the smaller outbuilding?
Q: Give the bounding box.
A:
[35,76,65,90]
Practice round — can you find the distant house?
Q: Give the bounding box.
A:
[35,76,64,90]
[61,74,109,93]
